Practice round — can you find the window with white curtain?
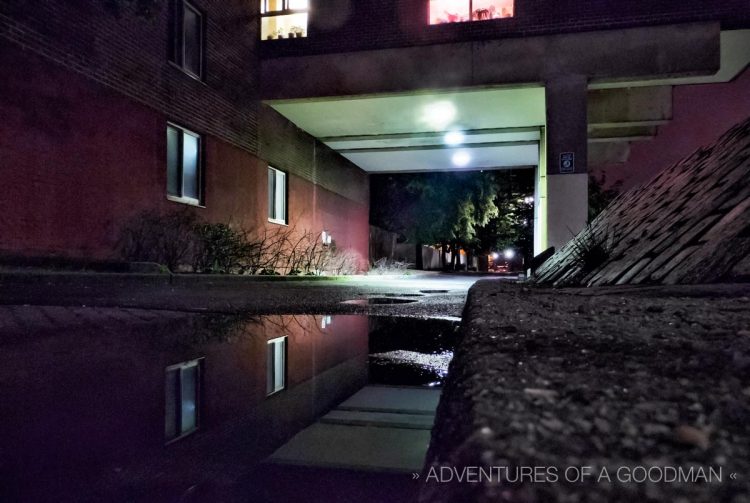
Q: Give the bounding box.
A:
[267,336,287,395]
[268,167,287,224]
[167,124,202,205]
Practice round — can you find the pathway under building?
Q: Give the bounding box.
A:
[260,24,750,255]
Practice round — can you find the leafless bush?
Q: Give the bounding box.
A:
[120,212,363,276]
[369,257,412,275]
[564,224,616,285]
[252,227,362,276]
[193,223,258,274]
[323,247,363,275]
[119,210,200,271]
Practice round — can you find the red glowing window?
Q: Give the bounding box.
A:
[429,0,514,24]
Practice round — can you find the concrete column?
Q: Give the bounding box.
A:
[545,75,589,251]
[533,127,548,257]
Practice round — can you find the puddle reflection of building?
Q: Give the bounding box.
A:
[0,309,368,501]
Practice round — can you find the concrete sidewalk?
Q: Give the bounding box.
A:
[267,386,440,473]
[422,280,750,503]
[0,270,497,317]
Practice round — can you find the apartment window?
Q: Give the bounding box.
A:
[429,0,514,24]
[167,124,203,205]
[268,167,287,224]
[171,0,204,78]
[267,336,287,395]
[261,0,309,40]
[165,359,203,442]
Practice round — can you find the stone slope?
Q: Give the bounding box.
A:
[536,117,750,286]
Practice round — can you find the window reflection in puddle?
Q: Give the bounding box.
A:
[0,308,458,501]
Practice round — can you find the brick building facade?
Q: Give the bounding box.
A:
[0,0,369,263]
[1,0,749,265]
[262,0,750,57]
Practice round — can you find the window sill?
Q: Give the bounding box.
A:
[168,195,205,208]
[167,61,206,85]
[165,427,198,446]
[268,218,288,226]
[263,35,307,41]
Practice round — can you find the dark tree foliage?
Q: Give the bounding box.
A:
[475,173,535,263]
[370,170,534,267]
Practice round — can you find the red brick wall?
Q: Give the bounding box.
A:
[1,310,369,499]
[0,42,369,263]
[595,68,750,191]
[0,0,260,153]
[262,0,750,57]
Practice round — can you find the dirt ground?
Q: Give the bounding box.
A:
[422,281,750,503]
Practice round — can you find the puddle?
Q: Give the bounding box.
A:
[341,297,420,305]
[370,350,453,381]
[0,307,459,501]
[420,289,450,294]
[368,316,460,386]
[383,293,425,297]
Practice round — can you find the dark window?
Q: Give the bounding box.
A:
[167,124,203,205]
[171,0,204,78]
[165,359,203,442]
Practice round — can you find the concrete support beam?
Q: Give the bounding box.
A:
[587,126,658,139]
[589,142,632,165]
[533,130,548,257]
[545,75,589,251]
[547,174,589,251]
[261,23,719,100]
[588,86,673,125]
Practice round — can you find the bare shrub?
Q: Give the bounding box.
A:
[193,223,257,274]
[120,213,363,276]
[369,257,411,275]
[565,224,616,284]
[323,247,363,275]
[119,210,199,271]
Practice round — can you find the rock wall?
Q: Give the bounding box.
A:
[536,117,750,286]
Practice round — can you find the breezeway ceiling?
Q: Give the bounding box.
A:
[267,86,546,173]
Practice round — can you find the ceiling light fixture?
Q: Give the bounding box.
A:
[452,150,471,167]
[444,131,465,146]
[421,101,456,130]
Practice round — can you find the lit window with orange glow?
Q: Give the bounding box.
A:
[261,0,309,40]
[429,0,514,25]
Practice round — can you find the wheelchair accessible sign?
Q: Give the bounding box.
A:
[560,152,575,173]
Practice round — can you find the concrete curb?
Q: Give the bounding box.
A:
[0,270,357,288]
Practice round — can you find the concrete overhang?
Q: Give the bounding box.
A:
[261,22,721,100]
[262,23,746,172]
[268,86,545,173]
[590,29,750,89]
